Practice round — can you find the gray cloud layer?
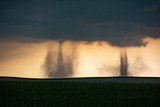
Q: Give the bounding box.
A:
[0,0,160,46]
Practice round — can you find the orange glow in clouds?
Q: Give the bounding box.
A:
[0,37,160,78]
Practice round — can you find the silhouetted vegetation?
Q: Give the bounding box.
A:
[0,80,160,107]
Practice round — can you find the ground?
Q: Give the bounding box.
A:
[0,77,160,107]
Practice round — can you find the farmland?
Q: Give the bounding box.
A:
[0,77,160,107]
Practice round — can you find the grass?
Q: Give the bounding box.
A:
[0,79,160,107]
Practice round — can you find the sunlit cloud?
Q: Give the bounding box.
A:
[0,37,160,78]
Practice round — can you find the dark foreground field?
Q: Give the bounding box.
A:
[0,77,160,107]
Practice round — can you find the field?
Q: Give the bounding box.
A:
[0,77,160,107]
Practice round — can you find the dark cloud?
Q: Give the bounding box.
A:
[0,0,160,46]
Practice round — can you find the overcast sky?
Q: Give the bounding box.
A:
[0,0,160,46]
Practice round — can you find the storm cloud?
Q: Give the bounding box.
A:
[0,0,160,46]
[0,0,160,78]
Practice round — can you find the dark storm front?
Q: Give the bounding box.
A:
[0,0,160,77]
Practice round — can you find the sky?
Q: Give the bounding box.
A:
[0,0,160,78]
[0,0,160,45]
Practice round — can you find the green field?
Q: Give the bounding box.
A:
[0,78,160,107]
